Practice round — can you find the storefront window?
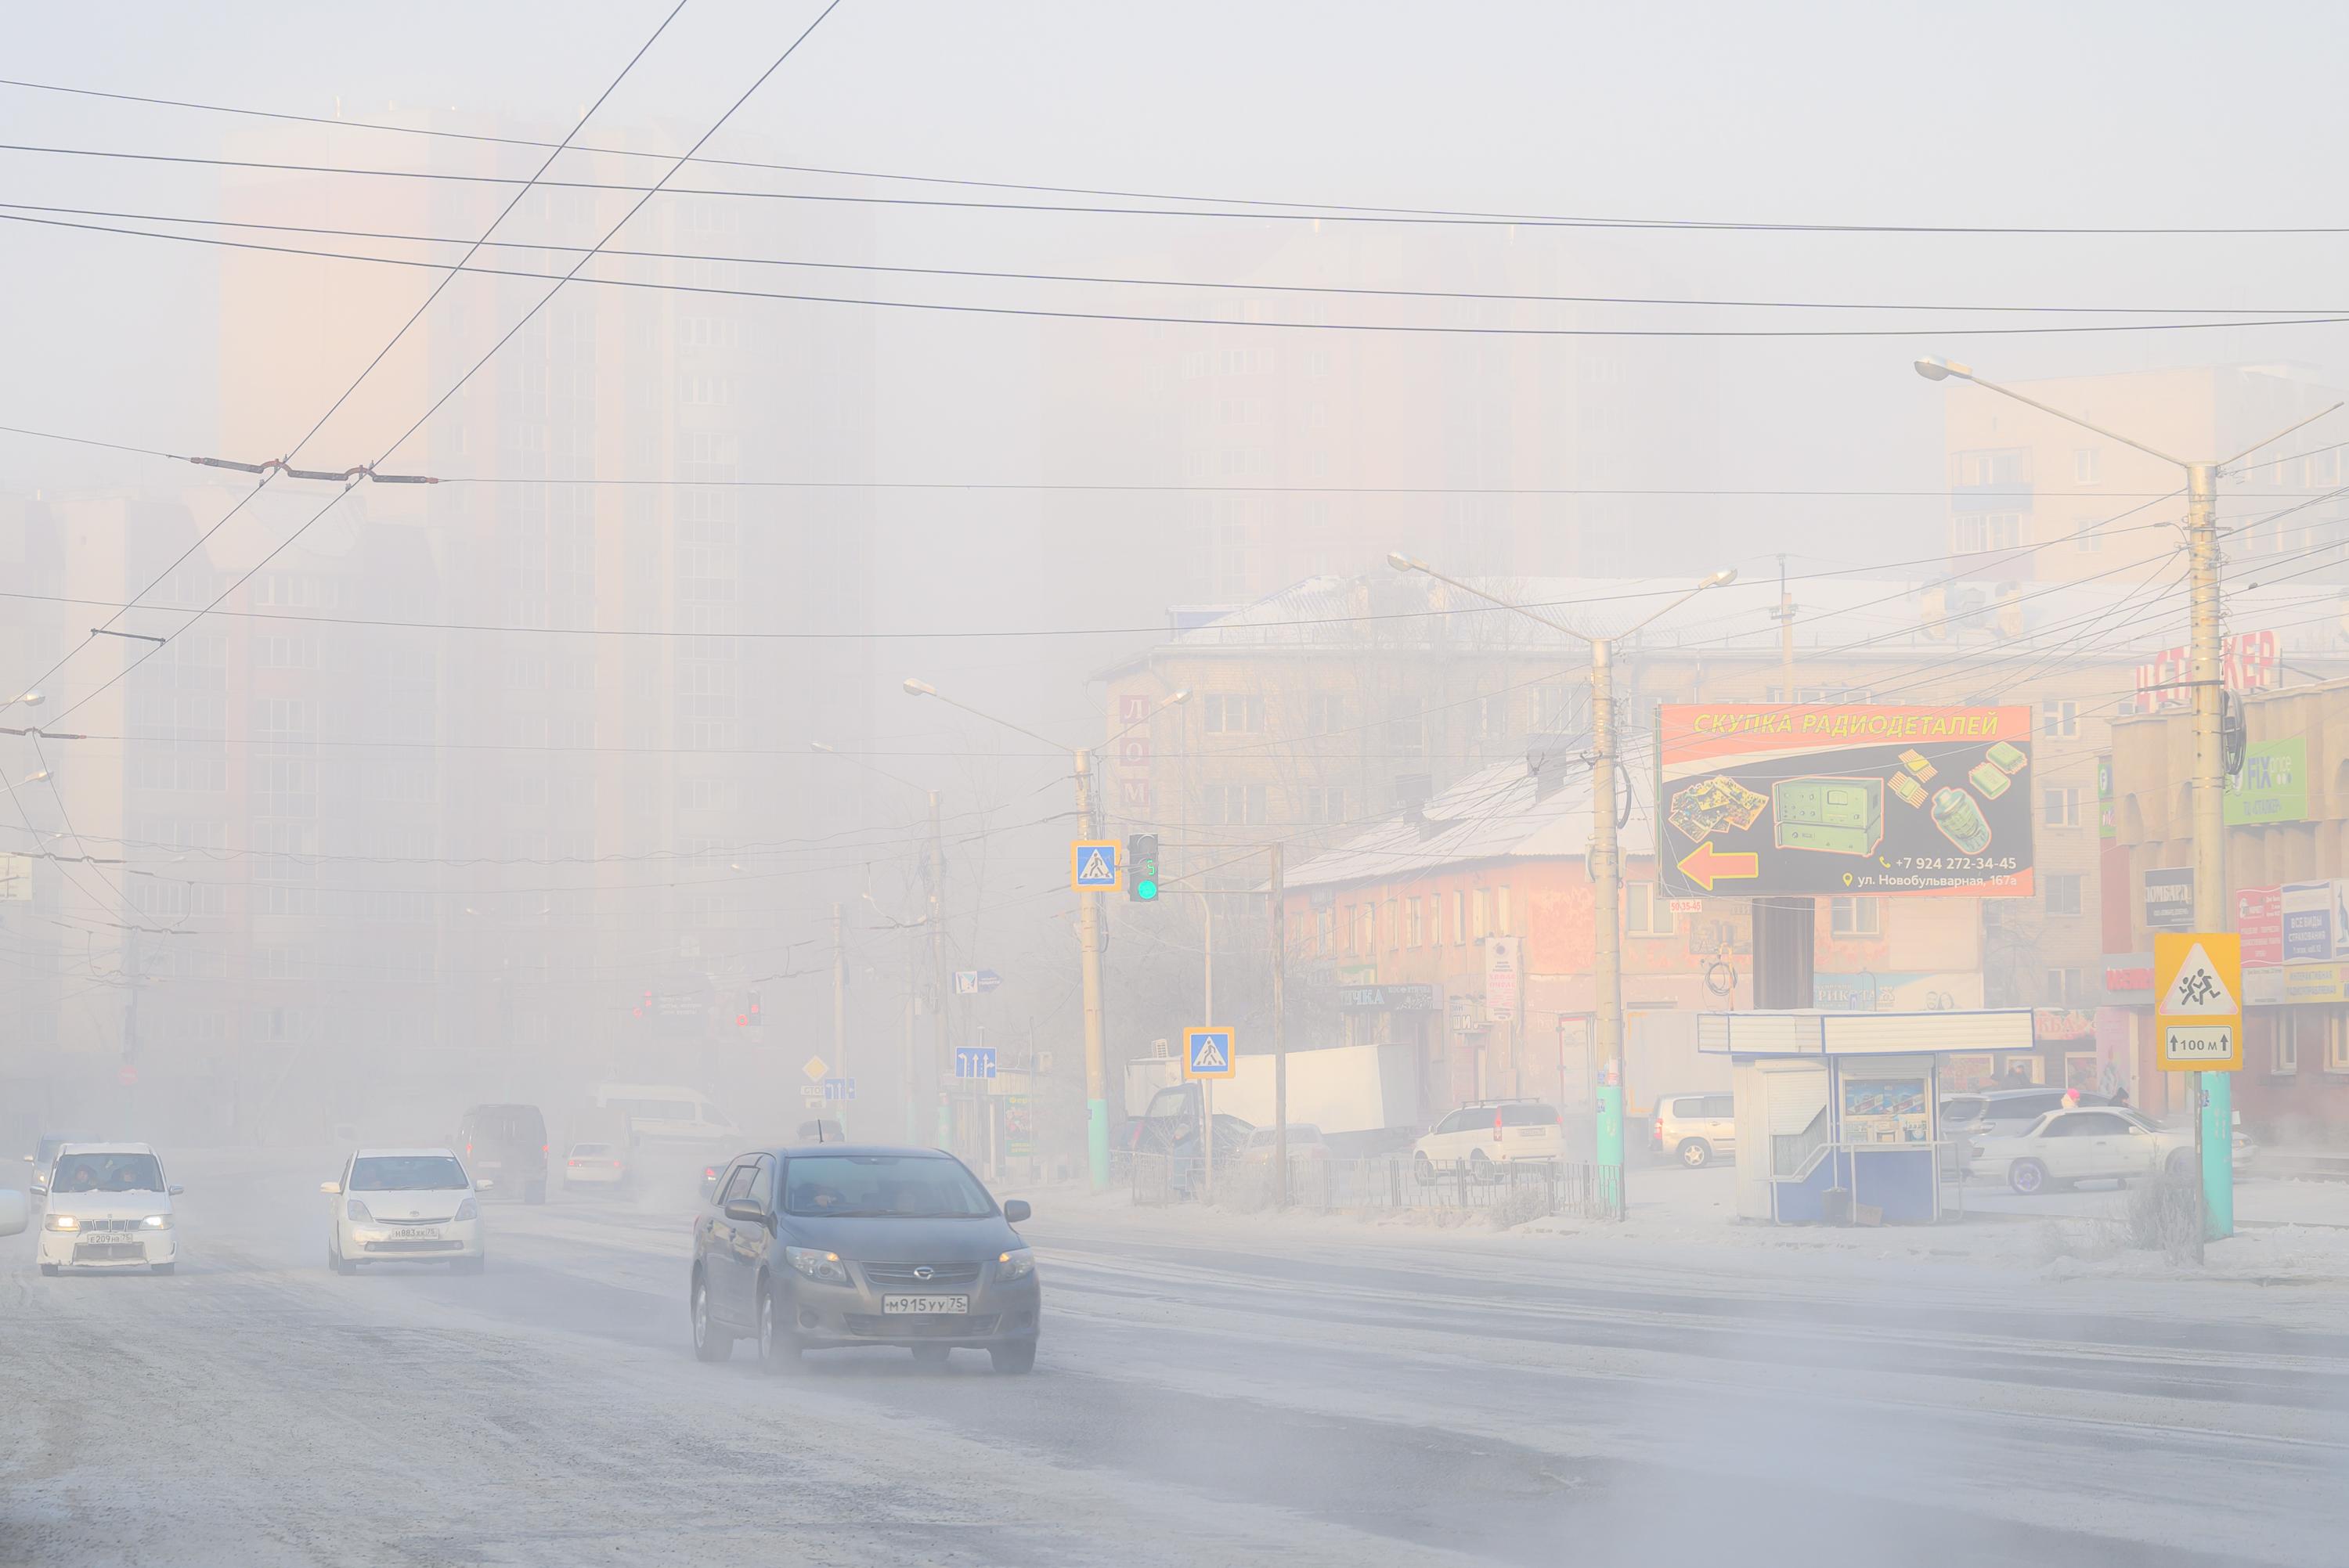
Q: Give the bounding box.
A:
[2273,1015,2299,1076]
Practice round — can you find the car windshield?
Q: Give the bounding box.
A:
[50,1152,163,1192]
[781,1155,994,1218]
[351,1155,469,1191]
[571,1144,612,1156]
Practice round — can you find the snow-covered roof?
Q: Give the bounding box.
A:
[1286,741,1654,892]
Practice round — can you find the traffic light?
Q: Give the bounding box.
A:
[748,990,764,1029]
[1128,833,1160,901]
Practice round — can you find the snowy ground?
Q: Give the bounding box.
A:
[5,1149,2348,1566]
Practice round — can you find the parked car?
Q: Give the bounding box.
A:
[22,1131,99,1212]
[1413,1099,1566,1179]
[563,1142,629,1189]
[1944,1087,2109,1137]
[323,1148,489,1273]
[36,1144,182,1276]
[1650,1093,1736,1168]
[688,1145,1040,1373]
[458,1103,549,1205]
[1239,1124,1329,1166]
[1966,1108,2194,1195]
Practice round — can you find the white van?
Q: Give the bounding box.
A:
[590,1083,740,1146]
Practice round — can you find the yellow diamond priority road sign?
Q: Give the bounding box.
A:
[2153,931,2241,1072]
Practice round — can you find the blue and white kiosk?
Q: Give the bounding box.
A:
[1698,1007,2037,1224]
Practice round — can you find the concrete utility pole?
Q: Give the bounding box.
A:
[929,788,951,1151]
[1914,356,2338,1240]
[1270,840,1288,1208]
[901,679,1189,1191]
[1196,888,1214,1200]
[831,902,846,1110]
[1388,554,1734,1220]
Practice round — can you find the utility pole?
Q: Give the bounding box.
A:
[1907,357,2340,1242]
[928,789,951,1151]
[1589,636,1627,1218]
[2186,460,2230,1239]
[1076,748,1110,1189]
[1271,841,1288,1208]
[831,903,846,1122]
[1776,552,1795,699]
[1198,889,1214,1200]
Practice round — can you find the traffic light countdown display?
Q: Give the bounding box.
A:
[1127,833,1160,901]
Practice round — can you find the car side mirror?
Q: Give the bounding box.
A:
[31,1181,46,1196]
[1002,1199,1031,1224]
[320,1181,342,1195]
[723,1199,767,1225]
[168,1184,185,1196]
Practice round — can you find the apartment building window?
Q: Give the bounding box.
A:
[1957,448,2027,487]
[1452,890,1467,945]
[2042,786,2080,827]
[1317,909,1333,956]
[2045,872,2085,917]
[2040,698,2080,738]
[2043,968,2088,1006]
[1357,905,1374,952]
[1626,883,1677,937]
[2073,448,2101,484]
[1406,898,1422,947]
[1496,885,1513,935]
[2311,451,2342,488]
[1385,696,1424,759]
[1471,889,1488,940]
[1204,694,1265,734]
[2273,1017,2299,1076]
[1829,897,1882,937]
[1384,899,1399,950]
[1535,684,1585,734]
[2073,516,2101,553]
[1211,783,1267,825]
[1304,693,1346,734]
[1954,513,2022,553]
[1478,694,1510,740]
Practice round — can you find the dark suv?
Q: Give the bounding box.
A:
[457,1104,548,1205]
[689,1144,1040,1374]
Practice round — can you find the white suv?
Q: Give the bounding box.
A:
[35,1143,182,1276]
[1413,1100,1567,1178]
[324,1148,489,1274]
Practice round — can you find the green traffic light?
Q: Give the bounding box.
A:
[1136,878,1158,900]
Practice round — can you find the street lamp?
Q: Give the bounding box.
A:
[1388,554,1737,1217]
[1914,357,2338,1242]
[900,679,1189,1189]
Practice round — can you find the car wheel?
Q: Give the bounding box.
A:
[330,1236,359,1276]
[1413,1153,1435,1185]
[990,1339,1038,1375]
[691,1271,733,1364]
[1677,1138,1712,1170]
[150,1262,175,1276]
[756,1279,803,1375]
[39,1263,58,1277]
[1468,1149,1492,1177]
[451,1255,486,1275]
[2167,1149,2198,1180]
[2009,1159,2048,1195]
[911,1343,951,1365]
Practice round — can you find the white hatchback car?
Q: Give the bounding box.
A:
[1967,1108,2196,1195]
[323,1148,489,1274]
[1412,1099,1568,1179]
[36,1143,183,1276]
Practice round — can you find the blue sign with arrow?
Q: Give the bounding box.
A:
[954,1046,998,1080]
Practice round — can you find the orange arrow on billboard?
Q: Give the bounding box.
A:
[1676,839,1759,892]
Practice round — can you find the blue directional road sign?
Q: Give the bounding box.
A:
[953,968,1007,997]
[821,1076,857,1101]
[973,968,1002,993]
[1070,840,1120,891]
[954,1046,998,1080]
[1184,1026,1236,1080]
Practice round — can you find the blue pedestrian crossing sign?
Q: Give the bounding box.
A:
[1070,839,1120,891]
[1185,1026,1236,1080]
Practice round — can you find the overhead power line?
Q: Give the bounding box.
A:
[11,132,2349,236]
[14,207,2349,340]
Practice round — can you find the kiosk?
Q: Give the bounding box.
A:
[1698,1008,2036,1224]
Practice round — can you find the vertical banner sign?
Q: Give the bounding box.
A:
[2154,932,2243,1072]
[1654,705,2033,898]
[1485,935,1521,1022]
[2235,885,2282,967]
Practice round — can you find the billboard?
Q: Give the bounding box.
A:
[1656,705,2033,899]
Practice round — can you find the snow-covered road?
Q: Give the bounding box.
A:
[5,1150,2346,1566]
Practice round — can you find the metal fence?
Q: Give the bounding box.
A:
[1125,1153,1622,1222]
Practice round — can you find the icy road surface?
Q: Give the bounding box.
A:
[5,1152,2347,1566]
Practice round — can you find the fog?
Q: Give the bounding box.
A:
[5,5,2349,1566]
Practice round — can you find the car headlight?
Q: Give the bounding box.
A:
[455,1197,478,1221]
[345,1199,375,1224]
[44,1213,79,1232]
[785,1245,847,1284]
[141,1213,172,1230]
[996,1248,1036,1282]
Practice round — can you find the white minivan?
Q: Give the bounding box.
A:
[591,1083,740,1145]
[36,1143,183,1276]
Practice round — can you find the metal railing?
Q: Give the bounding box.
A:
[1127,1152,1619,1222]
